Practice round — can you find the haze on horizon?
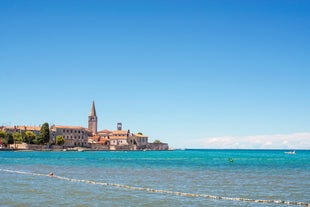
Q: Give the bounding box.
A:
[1,0,309,149]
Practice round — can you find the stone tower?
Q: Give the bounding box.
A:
[88,100,97,134]
[117,122,122,130]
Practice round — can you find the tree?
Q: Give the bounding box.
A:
[13,132,23,147]
[32,137,39,145]
[137,132,143,135]
[0,131,7,146]
[56,135,65,146]
[38,123,50,144]
[21,131,26,142]
[24,131,36,144]
[153,139,162,144]
[6,133,14,144]
[0,130,6,139]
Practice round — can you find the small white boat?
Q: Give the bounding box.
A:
[285,150,296,154]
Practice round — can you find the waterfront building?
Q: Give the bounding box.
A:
[109,129,130,146]
[50,125,88,147]
[126,133,148,150]
[97,129,112,139]
[134,133,148,148]
[2,125,41,137]
[1,101,168,150]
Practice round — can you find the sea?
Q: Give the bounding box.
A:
[0,150,309,207]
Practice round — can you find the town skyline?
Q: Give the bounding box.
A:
[1,0,310,149]
[1,101,168,151]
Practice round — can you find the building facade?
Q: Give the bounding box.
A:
[50,125,88,147]
[2,125,41,137]
[1,101,168,150]
[109,130,130,146]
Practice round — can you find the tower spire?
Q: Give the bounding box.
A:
[88,100,98,134]
[90,100,96,116]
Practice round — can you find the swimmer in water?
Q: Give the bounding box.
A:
[49,172,54,176]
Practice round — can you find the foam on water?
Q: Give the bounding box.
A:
[1,168,309,206]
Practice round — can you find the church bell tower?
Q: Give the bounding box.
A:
[88,100,97,135]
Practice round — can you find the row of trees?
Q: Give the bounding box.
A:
[0,130,38,146]
[0,123,65,147]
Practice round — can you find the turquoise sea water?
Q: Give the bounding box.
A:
[0,150,309,207]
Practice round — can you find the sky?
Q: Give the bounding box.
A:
[1,0,310,149]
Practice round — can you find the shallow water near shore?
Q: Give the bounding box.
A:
[0,150,309,206]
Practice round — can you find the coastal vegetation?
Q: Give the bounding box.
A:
[0,130,14,146]
[0,130,6,142]
[56,135,65,146]
[153,140,162,144]
[13,132,23,144]
[37,122,50,144]
[0,122,66,148]
[24,131,36,144]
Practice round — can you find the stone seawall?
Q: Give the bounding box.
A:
[148,143,169,150]
[5,143,169,151]
[89,143,109,150]
[8,143,63,151]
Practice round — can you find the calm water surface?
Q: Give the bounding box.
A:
[0,150,309,206]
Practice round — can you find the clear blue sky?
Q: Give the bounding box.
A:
[1,0,310,149]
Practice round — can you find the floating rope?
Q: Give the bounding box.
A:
[1,169,309,206]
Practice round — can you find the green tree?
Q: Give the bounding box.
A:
[153,139,162,144]
[137,132,143,135]
[13,132,23,147]
[32,137,39,145]
[6,133,14,144]
[0,130,6,139]
[56,135,65,146]
[0,130,7,146]
[38,123,50,144]
[24,131,36,144]
[21,131,26,142]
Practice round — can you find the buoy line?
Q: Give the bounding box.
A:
[1,169,309,206]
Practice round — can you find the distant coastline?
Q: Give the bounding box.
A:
[2,147,308,152]
[0,101,169,151]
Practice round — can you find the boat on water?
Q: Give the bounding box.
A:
[284,150,296,154]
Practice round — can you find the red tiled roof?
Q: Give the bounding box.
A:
[54,125,85,130]
[3,126,41,131]
[98,129,112,134]
[111,130,128,135]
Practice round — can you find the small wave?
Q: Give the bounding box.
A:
[0,168,309,206]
